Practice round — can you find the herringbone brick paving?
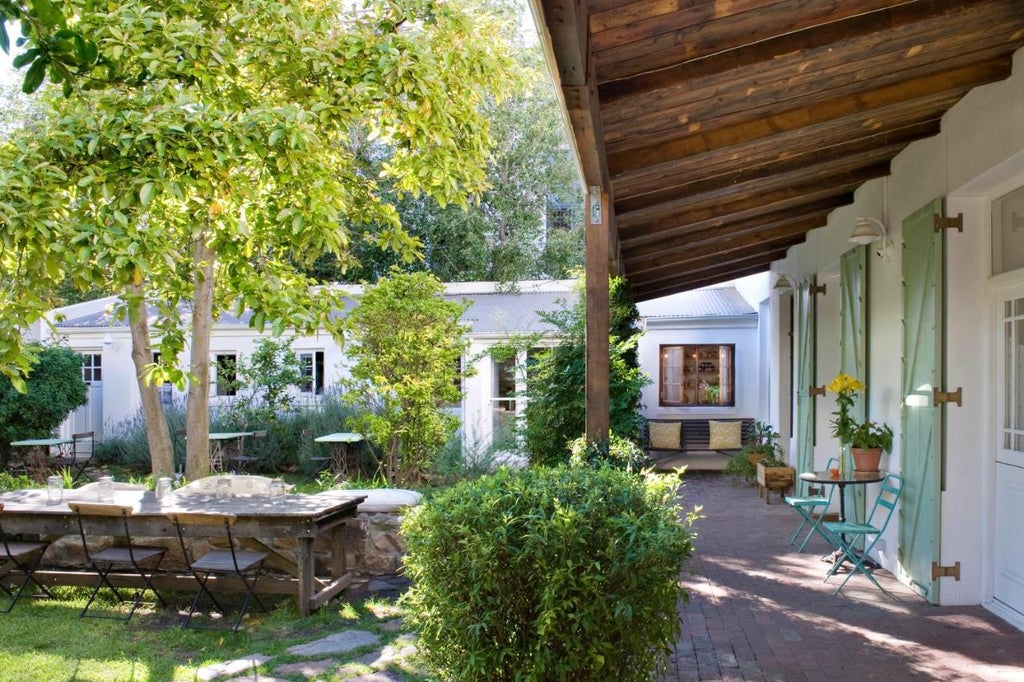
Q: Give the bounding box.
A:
[661,473,1024,681]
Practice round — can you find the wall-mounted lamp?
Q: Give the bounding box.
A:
[849,216,893,259]
[102,332,114,348]
[772,274,794,292]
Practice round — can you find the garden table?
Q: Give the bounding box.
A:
[8,437,74,481]
[314,432,365,478]
[207,431,254,473]
[0,486,365,616]
[799,469,885,572]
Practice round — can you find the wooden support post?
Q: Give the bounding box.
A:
[586,187,610,443]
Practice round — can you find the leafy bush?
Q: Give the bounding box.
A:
[568,433,648,472]
[402,466,696,681]
[0,344,89,466]
[522,277,649,467]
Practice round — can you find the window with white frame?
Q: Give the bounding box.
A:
[298,350,325,394]
[659,344,735,407]
[214,353,238,397]
[80,353,102,383]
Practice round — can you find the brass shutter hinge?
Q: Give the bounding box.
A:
[809,385,827,397]
[934,213,964,233]
[931,561,961,581]
[810,283,826,295]
[933,386,963,407]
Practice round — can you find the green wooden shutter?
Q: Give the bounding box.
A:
[840,247,868,521]
[901,198,944,603]
[795,279,816,475]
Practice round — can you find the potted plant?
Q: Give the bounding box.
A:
[746,421,794,503]
[849,420,893,473]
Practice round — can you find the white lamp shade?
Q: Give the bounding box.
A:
[849,221,880,245]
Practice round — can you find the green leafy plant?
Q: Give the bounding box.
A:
[522,276,649,467]
[568,433,649,473]
[401,466,696,681]
[850,421,894,452]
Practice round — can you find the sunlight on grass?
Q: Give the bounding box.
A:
[0,589,425,682]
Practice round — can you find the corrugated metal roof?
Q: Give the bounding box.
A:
[53,285,574,335]
[637,286,755,319]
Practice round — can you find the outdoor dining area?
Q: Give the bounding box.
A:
[0,473,367,629]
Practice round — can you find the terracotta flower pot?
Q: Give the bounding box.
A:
[851,447,883,473]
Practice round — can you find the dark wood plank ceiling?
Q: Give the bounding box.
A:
[536,0,1024,300]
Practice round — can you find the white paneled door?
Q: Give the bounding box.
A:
[995,293,1024,618]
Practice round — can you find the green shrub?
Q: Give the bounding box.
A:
[401,466,696,681]
[568,433,648,472]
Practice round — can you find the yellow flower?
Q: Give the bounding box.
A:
[827,373,865,396]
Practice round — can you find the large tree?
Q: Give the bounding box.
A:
[0,0,519,479]
[315,45,584,284]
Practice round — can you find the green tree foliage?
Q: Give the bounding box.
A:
[219,337,304,426]
[343,271,471,485]
[402,465,696,681]
[0,0,519,477]
[317,46,584,284]
[522,276,648,466]
[0,344,87,464]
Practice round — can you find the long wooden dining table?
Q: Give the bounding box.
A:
[0,486,366,616]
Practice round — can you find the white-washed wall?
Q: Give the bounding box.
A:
[771,48,1024,609]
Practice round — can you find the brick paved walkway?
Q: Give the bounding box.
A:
[662,473,1024,682]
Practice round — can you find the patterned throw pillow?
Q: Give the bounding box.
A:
[708,420,742,450]
[649,421,681,450]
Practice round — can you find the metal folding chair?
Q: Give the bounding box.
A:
[823,473,904,595]
[69,502,168,621]
[168,512,268,632]
[228,430,266,473]
[68,431,95,484]
[0,503,53,612]
[785,457,838,552]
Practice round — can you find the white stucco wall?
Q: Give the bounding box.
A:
[638,316,761,421]
[771,47,1024,615]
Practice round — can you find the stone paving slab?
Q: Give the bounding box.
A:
[286,630,381,657]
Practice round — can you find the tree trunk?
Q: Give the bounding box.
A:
[126,283,174,477]
[185,232,215,480]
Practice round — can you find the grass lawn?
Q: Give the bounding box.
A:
[0,586,431,682]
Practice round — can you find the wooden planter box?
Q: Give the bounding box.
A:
[756,462,795,504]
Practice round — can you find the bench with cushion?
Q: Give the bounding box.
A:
[644,418,756,459]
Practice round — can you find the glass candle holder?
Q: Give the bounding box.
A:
[215,477,231,499]
[270,479,286,497]
[46,475,64,504]
[155,477,173,501]
[97,475,114,502]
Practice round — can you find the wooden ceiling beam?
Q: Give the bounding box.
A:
[603,30,1023,145]
[610,156,892,228]
[611,102,952,197]
[598,0,1020,102]
[613,123,935,215]
[608,57,1010,174]
[634,263,777,301]
[622,205,836,264]
[591,0,931,82]
[632,252,792,301]
[626,222,811,278]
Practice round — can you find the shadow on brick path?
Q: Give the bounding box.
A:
[661,473,1024,682]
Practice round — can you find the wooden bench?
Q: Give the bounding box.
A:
[643,418,756,457]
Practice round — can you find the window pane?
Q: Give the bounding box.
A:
[993,185,1024,276]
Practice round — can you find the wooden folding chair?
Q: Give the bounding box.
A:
[784,457,838,552]
[168,512,268,632]
[0,503,53,612]
[69,502,168,622]
[823,473,904,595]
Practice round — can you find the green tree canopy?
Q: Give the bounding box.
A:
[0,0,520,477]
